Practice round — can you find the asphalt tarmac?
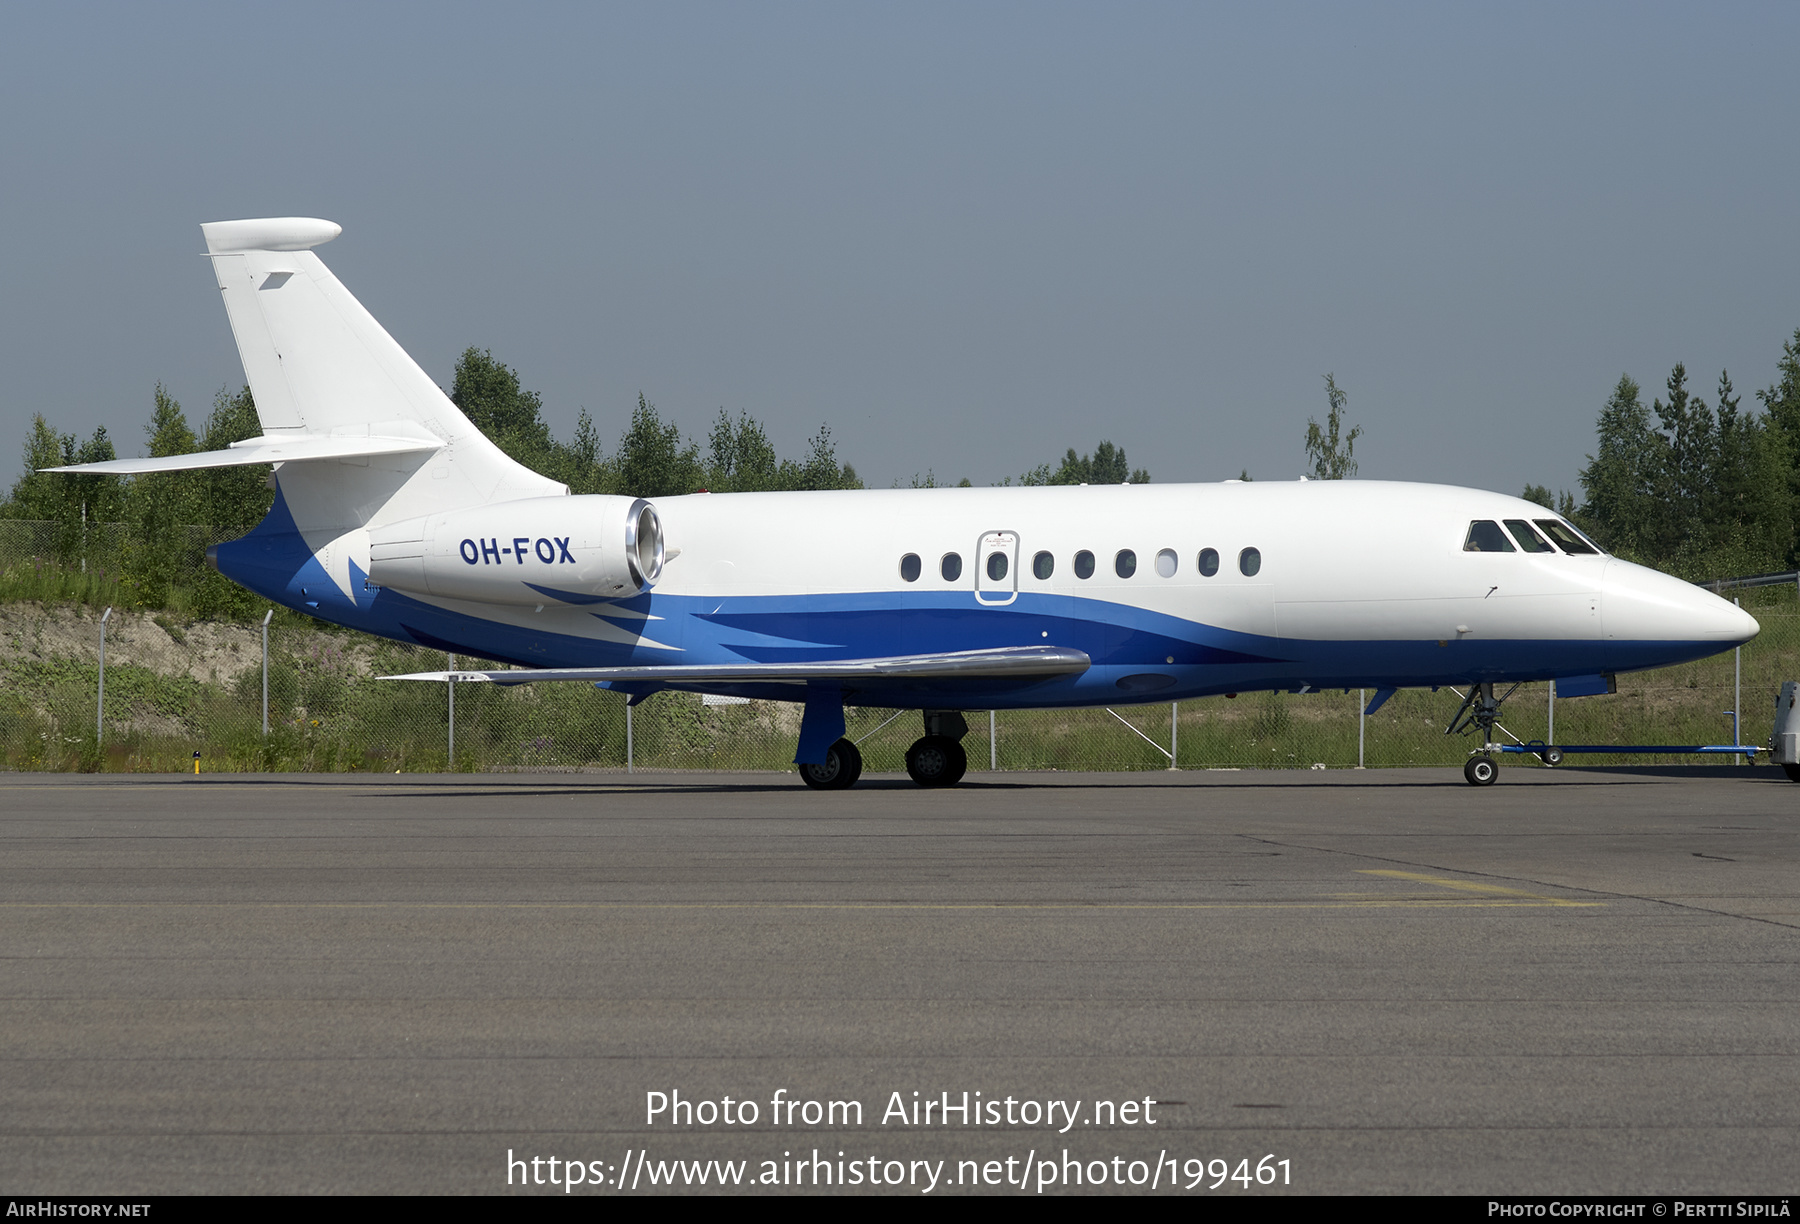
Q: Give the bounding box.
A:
[2,766,1795,1195]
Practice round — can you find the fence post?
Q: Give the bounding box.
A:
[1734,597,1742,757]
[261,609,273,737]
[446,652,455,770]
[1169,701,1178,770]
[626,699,634,774]
[97,606,112,747]
[1358,689,1365,769]
[1548,679,1555,746]
[990,710,997,771]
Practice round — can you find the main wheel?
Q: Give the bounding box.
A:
[906,735,968,787]
[799,737,863,790]
[1463,755,1498,786]
[1782,762,1800,783]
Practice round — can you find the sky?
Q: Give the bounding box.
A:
[2,2,1797,496]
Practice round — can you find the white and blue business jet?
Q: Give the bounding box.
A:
[53,218,1761,788]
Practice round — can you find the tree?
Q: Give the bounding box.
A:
[706,410,779,493]
[123,384,201,606]
[1757,328,1800,439]
[1019,441,1149,486]
[555,407,610,495]
[614,394,702,498]
[703,411,861,493]
[451,347,555,473]
[3,417,121,560]
[1304,374,1362,479]
[197,386,272,529]
[1578,375,1659,559]
[183,386,276,619]
[1756,327,1800,565]
[1649,363,1716,560]
[1705,369,1791,576]
[791,423,861,491]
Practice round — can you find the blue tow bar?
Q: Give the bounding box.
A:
[1501,741,1760,761]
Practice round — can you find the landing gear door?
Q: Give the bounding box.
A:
[975,530,1018,605]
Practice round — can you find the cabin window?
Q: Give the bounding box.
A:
[987,551,1009,581]
[1074,550,1095,579]
[1155,548,1178,578]
[1463,520,1515,552]
[1116,549,1137,578]
[1198,548,1220,577]
[1033,551,1054,580]
[1535,519,1600,555]
[1239,547,1262,576]
[941,552,963,581]
[900,553,922,582]
[1504,520,1556,553]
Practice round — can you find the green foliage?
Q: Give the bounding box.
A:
[1579,359,1794,580]
[1304,373,1362,480]
[0,556,132,611]
[451,346,556,472]
[120,385,202,607]
[187,387,274,619]
[4,416,122,560]
[1019,440,1149,486]
[615,394,703,497]
[705,412,862,492]
[196,387,272,528]
[558,408,609,494]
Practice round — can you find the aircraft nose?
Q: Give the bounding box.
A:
[1602,560,1760,647]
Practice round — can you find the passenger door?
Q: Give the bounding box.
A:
[975,530,1018,605]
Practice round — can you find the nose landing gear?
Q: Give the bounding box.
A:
[1447,681,1521,786]
[1463,755,1498,786]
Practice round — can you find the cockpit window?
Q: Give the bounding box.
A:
[1464,520,1515,552]
[1534,519,1600,555]
[1504,520,1556,553]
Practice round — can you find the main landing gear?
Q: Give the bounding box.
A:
[797,710,974,790]
[907,711,969,788]
[798,737,863,790]
[1447,681,1521,787]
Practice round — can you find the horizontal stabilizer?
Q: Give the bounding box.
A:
[383,645,1093,686]
[44,433,444,475]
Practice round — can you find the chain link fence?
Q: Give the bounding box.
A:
[3,520,1795,774]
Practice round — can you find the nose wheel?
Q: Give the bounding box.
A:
[1447,681,1522,786]
[1463,754,1498,786]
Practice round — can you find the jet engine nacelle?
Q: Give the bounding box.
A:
[367,495,664,605]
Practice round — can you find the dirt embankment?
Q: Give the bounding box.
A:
[0,602,370,684]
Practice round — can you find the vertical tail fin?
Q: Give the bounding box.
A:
[200,217,563,529]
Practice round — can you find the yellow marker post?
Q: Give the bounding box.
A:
[192,750,201,775]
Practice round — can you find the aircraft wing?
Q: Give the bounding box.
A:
[383,645,1091,686]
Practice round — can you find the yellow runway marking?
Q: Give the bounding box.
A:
[1345,869,1600,907]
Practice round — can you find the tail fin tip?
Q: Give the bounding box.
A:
[202,217,342,255]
